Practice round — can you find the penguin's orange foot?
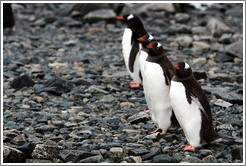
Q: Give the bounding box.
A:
[160,130,166,135]
[129,81,140,88]
[180,145,195,152]
[148,126,160,134]
[143,110,150,114]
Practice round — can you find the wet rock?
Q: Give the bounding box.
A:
[202,155,216,163]
[83,9,116,23]
[175,36,192,48]
[207,18,234,37]
[225,40,243,58]
[192,41,210,50]
[10,75,35,90]
[32,144,63,160]
[3,145,26,163]
[127,111,150,124]
[181,156,202,163]
[152,154,178,163]
[109,147,125,162]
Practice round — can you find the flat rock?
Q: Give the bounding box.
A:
[214,99,233,108]
[127,111,150,124]
[77,155,104,163]
[175,36,192,48]
[181,156,202,163]
[192,41,210,50]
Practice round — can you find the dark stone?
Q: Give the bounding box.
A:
[59,150,98,162]
[141,148,160,160]
[231,146,243,160]
[74,78,92,86]
[152,154,178,163]
[10,75,35,90]
[128,148,149,156]
[3,145,26,163]
[35,74,73,95]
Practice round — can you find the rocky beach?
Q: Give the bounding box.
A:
[3,3,244,163]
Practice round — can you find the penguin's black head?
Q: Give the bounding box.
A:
[174,61,193,78]
[147,41,164,56]
[138,34,155,48]
[116,14,144,32]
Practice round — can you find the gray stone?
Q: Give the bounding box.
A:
[144,132,161,141]
[59,150,98,162]
[225,40,243,58]
[181,156,202,163]
[219,33,233,44]
[128,148,149,156]
[207,18,234,37]
[26,159,52,163]
[127,111,150,124]
[83,9,116,23]
[64,40,77,47]
[32,144,63,160]
[214,99,233,108]
[192,41,210,50]
[216,124,234,131]
[175,13,190,23]
[98,94,115,103]
[192,57,207,66]
[175,36,193,48]
[3,145,26,163]
[198,149,213,157]
[168,24,191,34]
[202,155,216,163]
[152,154,178,163]
[109,147,125,162]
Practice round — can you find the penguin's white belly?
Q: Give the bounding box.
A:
[170,81,202,147]
[142,61,172,131]
[139,51,148,73]
[122,28,141,84]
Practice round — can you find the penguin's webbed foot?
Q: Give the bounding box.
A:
[148,125,160,134]
[143,110,150,114]
[180,145,195,152]
[160,130,166,135]
[129,81,140,88]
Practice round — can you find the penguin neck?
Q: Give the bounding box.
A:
[173,74,194,83]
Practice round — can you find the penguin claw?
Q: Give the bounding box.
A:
[180,145,195,152]
[129,81,140,88]
[148,126,160,134]
[143,110,150,114]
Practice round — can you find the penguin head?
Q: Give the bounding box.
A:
[116,14,144,32]
[174,62,193,78]
[147,41,163,55]
[138,34,155,48]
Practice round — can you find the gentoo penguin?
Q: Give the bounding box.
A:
[170,61,218,151]
[141,41,178,134]
[116,14,148,88]
[3,3,15,34]
[137,34,155,114]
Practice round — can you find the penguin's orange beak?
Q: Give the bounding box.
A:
[138,38,146,42]
[116,16,124,20]
[174,66,180,70]
[147,45,153,49]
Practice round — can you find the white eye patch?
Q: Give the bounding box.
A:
[149,35,154,41]
[185,63,190,69]
[157,42,161,48]
[127,14,134,20]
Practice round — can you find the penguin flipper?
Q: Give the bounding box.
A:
[128,40,139,73]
